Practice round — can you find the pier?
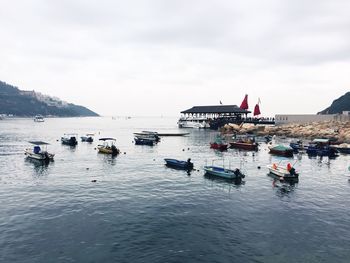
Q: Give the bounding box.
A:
[180,105,275,130]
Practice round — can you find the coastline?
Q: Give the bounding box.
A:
[221,121,350,142]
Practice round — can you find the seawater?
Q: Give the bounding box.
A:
[1,117,350,263]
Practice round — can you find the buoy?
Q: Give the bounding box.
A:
[182,149,185,151]
[188,148,190,150]
[153,159,155,161]
[86,168,89,170]
[257,166,261,169]
[91,180,97,182]
[124,152,126,154]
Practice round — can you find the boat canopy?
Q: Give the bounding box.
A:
[313,138,330,143]
[29,141,50,145]
[99,138,116,141]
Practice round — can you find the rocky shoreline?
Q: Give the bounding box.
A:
[221,121,350,143]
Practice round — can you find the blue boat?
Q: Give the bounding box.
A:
[134,137,154,146]
[306,139,338,157]
[164,158,194,170]
[204,166,245,179]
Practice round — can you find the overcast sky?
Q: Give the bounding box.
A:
[1,0,350,116]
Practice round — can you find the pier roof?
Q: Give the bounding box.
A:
[181,105,250,114]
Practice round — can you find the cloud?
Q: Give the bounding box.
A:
[0,0,350,116]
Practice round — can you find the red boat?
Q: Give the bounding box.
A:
[230,141,258,151]
[210,142,228,151]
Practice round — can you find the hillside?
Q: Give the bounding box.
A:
[0,81,99,117]
[318,92,350,115]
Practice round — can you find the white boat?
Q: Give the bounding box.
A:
[24,141,54,161]
[267,163,299,180]
[34,115,44,122]
[177,116,210,129]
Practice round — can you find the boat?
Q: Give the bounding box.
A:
[134,131,160,142]
[267,163,299,180]
[81,133,94,142]
[24,141,54,162]
[164,158,194,170]
[34,115,44,122]
[61,134,78,146]
[331,143,350,154]
[178,116,210,129]
[306,138,338,157]
[97,138,120,155]
[289,140,306,153]
[268,144,294,157]
[210,135,228,151]
[230,135,258,151]
[134,137,154,146]
[204,166,245,179]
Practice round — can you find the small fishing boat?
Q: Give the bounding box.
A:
[24,141,54,162]
[289,140,306,153]
[204,166,245,179]
[97,138,120,155]
[230,135,258,151]
[268,144,294,157]
[306,138,338,157]
[134,137,154,146]
[61,133,78,146]
[81,133,94,142]
[331,143,350,154]
[134,131,160,142]
[267,163,299,180]
[164,158,194,170]
[61,134,78,146]
[210,135,228,151]
[34,115,44,122]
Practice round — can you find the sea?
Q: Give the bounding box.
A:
[1,117,350,263]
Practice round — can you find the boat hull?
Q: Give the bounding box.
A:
[97,145,120,155]
[267,165,299,180]
[164,158,193,170]
[210,143,228,151]
[135,138,154,146]
[81,136,93,142]
[61,137,78,146]
[25,149,54,161]
[204,166,244,179]
[230,142,258,151]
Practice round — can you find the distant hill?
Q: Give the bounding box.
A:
[0,80,99,117]
[318,92,350,114]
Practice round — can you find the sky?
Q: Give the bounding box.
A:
[1,0,350,116]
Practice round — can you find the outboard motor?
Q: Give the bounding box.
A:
[111,145,120,156]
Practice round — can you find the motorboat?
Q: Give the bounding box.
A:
[24,141,54,162]
[331,143,350,154]
[61,133,78,146]
[134,137,154,146]
[164,158,194,170]
[34,115,44,122]
[177,116,210,129]
[210,135,228,151]
[97,138,120,155]
[230,135,258,151]
[204,166,245,179]
[268,144,294,157]
[306,138,338,157]
[267,163,299,180]
[81,133,94,143]
[134,131,160,142]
